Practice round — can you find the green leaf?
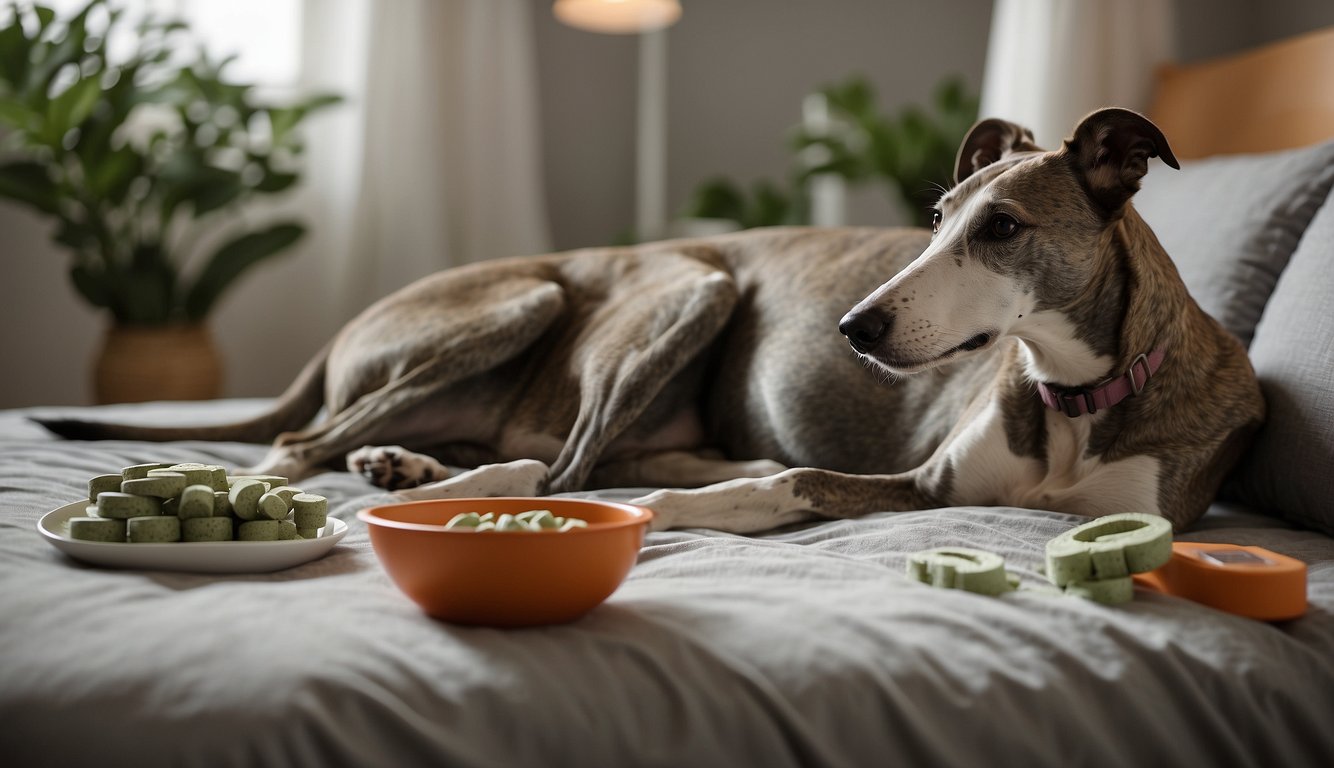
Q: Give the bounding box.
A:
[47,74,103,135]
[0,15,30,87]
[0,160,60,214]
[88,147,143,203]
[749,181,790,228]
[33,6,57,30]
[253,170,297,193]
[682,178,746,223]
[70,262,111,308]
[0,99,37,131]
[183,222,304,319]
[54,218,97,250]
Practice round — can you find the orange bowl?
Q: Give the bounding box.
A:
[358,497,652,627]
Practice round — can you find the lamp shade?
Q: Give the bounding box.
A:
[553,0,682,35]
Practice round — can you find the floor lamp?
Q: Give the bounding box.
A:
[553,0,683,242]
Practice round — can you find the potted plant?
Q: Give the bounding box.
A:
[679,75,978,232]
[0,1,339,403]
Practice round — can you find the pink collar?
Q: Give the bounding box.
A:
[1037,350,1166,418]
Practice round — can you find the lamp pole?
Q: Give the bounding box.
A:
[636,27,668,242]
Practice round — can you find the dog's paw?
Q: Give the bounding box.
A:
[347,445,451,490]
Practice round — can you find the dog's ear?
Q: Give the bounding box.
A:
[954,119,1043,184]
[1065,108,1180,213]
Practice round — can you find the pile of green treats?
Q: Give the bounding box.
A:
[69,462,329,544]
[444,509,589,532]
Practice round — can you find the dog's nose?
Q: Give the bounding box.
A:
[839,310,889,354]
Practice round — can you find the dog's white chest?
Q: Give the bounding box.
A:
[946,399,1161,517]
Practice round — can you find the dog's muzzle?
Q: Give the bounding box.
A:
[839,310,889,354]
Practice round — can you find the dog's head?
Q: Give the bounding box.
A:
[840,108,1178,382]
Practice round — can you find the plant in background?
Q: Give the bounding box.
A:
[0,0,340,326]
[681,75,978,231]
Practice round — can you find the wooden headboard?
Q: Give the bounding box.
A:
[1149,26,1334,159]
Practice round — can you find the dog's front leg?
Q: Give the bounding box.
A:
[632,465,943,534]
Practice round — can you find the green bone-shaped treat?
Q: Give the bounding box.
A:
[906,547,1015,596]
[1044,513,1172,587]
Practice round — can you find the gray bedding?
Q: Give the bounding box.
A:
[2,401,1333,767]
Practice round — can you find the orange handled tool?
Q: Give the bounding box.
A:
[1133,542,1307,621]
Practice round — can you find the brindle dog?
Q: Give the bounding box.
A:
[39,109,1264,533]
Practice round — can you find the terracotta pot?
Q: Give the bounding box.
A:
[94,324,223,404]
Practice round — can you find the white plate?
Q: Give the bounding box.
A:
[37,501,348,574]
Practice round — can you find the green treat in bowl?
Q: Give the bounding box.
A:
[121,463,172,480]
[124,472,187,499]
[183,516,233,542]
[162,464,216,488]
[229,479,267,521]
[238,520,283,541]
[256,492,290,521]
[213,491,234,517]
[177,485,215,519]
[68,516,126,542]
[87,474,123,503]
[268,486,303,505]
[96,492,161,519]
[127,515,181,543]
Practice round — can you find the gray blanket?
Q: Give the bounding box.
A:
[2,401,1332,767]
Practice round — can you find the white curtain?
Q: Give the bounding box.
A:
[978,0,1176,150]
[298,0,552,317]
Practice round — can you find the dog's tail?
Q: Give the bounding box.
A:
[32,341,331,444]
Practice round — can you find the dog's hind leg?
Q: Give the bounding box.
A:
[540,268,739,494]
[242,278,567,481]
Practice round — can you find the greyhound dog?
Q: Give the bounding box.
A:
[39,109,1264,533]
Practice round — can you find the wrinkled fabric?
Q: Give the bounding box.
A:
[2,403,1332,768]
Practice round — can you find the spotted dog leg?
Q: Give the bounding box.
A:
[348,445,452,490]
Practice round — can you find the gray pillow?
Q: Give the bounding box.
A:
[1224,194,1334,534]
[1135,141,1334,346]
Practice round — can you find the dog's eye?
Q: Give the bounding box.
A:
[931,211,942,234]
[989,214,1019,239]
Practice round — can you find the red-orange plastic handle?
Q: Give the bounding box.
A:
[1134,542,1306,621]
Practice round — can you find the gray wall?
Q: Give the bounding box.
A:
[2,0,1332,407]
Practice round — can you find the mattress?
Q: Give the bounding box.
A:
[2,400,1332,767]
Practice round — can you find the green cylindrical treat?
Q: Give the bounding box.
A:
[256,492,290,521]
[178,485,215,519]
[229,479,267,521]
[906,548,1014,596]
[291,493,327,515]
[123,472,186,498]
[68,516,127,542]
[162,464,215,487]
[96,492,161,519]
[1045,513,1173,586]
[213,491,234,517]
[268,486,303,505]
[293,507,327,529]
[87,474,123,503]
[206,466,230,492]
[228,474,288,491]
[127,515,181,543]
[183,516,232,542]
[122,462,172,480]
[277,520,299,540]
[297,527,320,539]
[237,520,283,541]
[1062,575,1136,605]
